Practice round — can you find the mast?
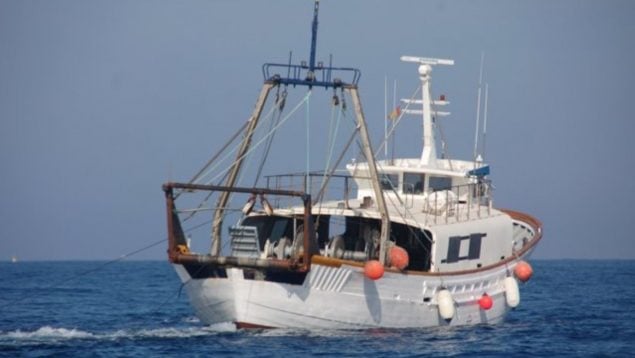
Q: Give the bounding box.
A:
[307,0,319,80]
[400,56,454,166]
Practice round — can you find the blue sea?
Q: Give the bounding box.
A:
[1,260,633,357]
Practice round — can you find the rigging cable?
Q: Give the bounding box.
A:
[203,91,313,186]
[314,124,358,205]
[0,216,220,311]
[194,95,282,185]
[186,120,249,188]
[305,90,312,192]
[315,88,350,204]
[373,85,421,158]
[319,88,344,199]
[253,88,287,187]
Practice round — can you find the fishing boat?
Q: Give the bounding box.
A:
[162,1,542,329]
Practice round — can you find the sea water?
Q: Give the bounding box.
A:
[1,260,633,357]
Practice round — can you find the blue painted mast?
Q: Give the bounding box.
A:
[307,0,319,81]
[262,0,360,89]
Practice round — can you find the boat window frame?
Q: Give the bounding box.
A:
[429,176,452,192]
[403,172,425,194]
[379,173,399,191]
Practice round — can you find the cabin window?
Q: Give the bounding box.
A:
[429,176,452,192]
[403,172,425,194]
[380,174,398,191]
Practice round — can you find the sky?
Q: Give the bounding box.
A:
[1,0,634,260]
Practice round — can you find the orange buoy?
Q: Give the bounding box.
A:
[478,293,493,310]
[388,246,409,270]
[514,261,533,282]
[364,260,384,280]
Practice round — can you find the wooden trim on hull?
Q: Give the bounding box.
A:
[312,209,542,276]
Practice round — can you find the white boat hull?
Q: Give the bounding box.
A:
[174,259,522,329]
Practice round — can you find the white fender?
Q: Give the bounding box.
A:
[504,277,520,308]
[437,289,455,321]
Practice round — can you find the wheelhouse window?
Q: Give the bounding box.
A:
[429,176,452,192]
[403,172,425,194]
[380,174,398,191]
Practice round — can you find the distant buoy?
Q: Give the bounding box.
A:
[437,289,455,321]
[478,293,493,310]
[388,246,409,270]
[364,260,384,280]
[504,277,520,308]
[514,261,533,282]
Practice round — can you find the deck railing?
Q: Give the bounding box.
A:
[420,180,493,224]
[263,172,493,224]
[264,171,354,209]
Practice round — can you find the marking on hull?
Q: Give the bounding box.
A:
[306,265,352,292]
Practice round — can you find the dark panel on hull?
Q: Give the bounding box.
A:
[243,268,308,285]
[183,263,228,279]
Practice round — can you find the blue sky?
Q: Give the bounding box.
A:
[1,0,634,260]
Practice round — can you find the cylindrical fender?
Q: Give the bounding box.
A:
[504,277,520,308]
[437,289,455,321]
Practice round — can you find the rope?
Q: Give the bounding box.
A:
[0,238,166,310]
[0,217,219,311]
[253,90,287,186]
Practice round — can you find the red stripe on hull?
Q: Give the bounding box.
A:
[234,321,274,329]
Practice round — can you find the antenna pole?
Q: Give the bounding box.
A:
[384,76,388,158]
[473,52,485,161]
[391,79,397,164]
[482,83,489,158]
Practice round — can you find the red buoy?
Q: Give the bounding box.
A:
[364,260,384,280]
[514,261,533,283]
[478,293,493,310]
[388,246,409,270]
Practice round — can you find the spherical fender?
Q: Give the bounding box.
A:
[364,260,384,280]
[478,293,493,310]
[514,261,533,282]
[388,246,409,270]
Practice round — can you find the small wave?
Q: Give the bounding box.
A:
[134,327,217,338]
[0,324,231,344]
[205,322,237,332]
[182,316,201,324]
[3,326,94,340]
